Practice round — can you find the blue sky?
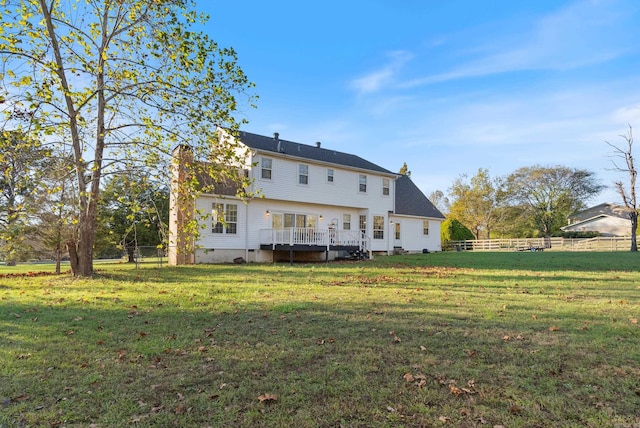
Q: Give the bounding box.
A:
[202,0,640,205]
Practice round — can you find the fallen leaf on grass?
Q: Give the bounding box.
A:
[389,331,401,343]
[449,385,463,396]
[509,404,523,414]
[549,326,560,331]
[258,393,277,402]
[630,318,638,324]
[438,415,450,422]
[11,395,29,402]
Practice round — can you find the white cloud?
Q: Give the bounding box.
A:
[349,51,413,94]
[403,0,636,87]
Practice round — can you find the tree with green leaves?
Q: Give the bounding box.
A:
[502,165,602,246]
[30,155,77,272]
[98,172,169,262]
[440,218,474,250]
[606,125,638,251]
[448,168,498,239]
[0,0,256,276]
[0,130,51,264]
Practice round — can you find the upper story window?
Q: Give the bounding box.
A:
[373,215,384,239]
[382,178,390,196]
[212,203,238,234]
[343,214,351,230]
[327,168,334,183]
[359,174,367,193]
[423,220,429,235]
[261,157,272,180]
[298,164,309,185]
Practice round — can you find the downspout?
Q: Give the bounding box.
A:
[245,201,249,262]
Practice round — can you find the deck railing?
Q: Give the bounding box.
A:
[259,228,370,255]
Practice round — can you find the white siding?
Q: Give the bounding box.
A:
[390,215,442,253]
[248,152,395,210]
[565,216,631,237]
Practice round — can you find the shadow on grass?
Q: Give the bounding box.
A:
[2,290,640,427]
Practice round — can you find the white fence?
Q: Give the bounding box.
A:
[444,236,634,252]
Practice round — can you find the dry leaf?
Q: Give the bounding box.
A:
[449,385,463,396]
[549,326,560,331]
[509,404,523,414]
[403,373,415,382]
[258,393,277,402]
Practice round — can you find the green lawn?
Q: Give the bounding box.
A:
[1,252,639,427]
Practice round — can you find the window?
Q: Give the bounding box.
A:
[272,213,283,229]
[281,213,314,229]
[327,168,334,183]
[212,203,237,234]
[423,220,429,235]
[382,178,390,196]
[261,157,272,180]
[359,174,367,193]
[373,215,384,239]
[395,222,401,240]
[359,215,367,236]
[343,214,351,230]
[298,164,309,185]
[212,203,224,234]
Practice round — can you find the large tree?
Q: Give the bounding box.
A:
[0,130,50,264]
[428,190,450,216]
[30,155,77,272]
[503,165,602,245]
[0,0,255,276]
[98,172,169,262]
[606,125,638,251]
[448,168,498,239]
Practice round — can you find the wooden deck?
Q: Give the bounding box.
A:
[259,228,370,260]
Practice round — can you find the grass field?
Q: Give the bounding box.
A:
[1,252,640,427]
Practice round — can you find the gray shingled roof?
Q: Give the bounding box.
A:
[238,131,394,175]
[395,175,445,219]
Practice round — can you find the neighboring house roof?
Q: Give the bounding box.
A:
[562,203,633,236]
[569,203,630,221]
[238,131,395,175]
[394,175,445,219]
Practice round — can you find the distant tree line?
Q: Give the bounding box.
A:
[401,164,604,245]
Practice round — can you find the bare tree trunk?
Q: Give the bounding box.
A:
[630,211,638,252]
[607,125,637,252]
[67,239,79,274]
[127,246,136,263]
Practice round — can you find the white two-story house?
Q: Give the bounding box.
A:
[168,130,444,264]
